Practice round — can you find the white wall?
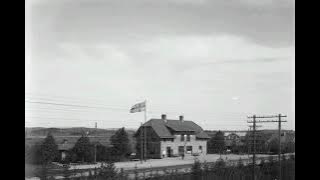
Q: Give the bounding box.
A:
[160,134,207,158]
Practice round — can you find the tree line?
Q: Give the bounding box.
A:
[25,127,131,166]
[207,130,295,154]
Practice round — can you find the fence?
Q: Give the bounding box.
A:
[50,155,294,180]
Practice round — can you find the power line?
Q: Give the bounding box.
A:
[25,95,256,116]
[247,114,287,180]
[25,100,130,111]
[25,100,262,121]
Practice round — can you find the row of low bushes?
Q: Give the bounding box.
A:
[43,155,294,180]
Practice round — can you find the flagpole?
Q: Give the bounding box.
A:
[144,100,147,162]
[140,122,143,164]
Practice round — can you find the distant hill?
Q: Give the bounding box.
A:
[25,127,138,152]
[25,127,137,137]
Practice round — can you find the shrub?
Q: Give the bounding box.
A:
[215,158,226,168]
[99,161,118,180]
[191,160,202,180]
[237,158,244,169]
[289,154,295,160]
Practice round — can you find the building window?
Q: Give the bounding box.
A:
[187,135,190,141]
[181,134,185,141]
[186,146,192,153]
[199,146,202,153]
[178,146,184,155]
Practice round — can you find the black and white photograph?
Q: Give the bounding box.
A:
[25,0,295,179]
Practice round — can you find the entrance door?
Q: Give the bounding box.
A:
[178,146,184,156]
[166,147,171,157]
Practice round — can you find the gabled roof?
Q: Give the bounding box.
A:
[166,120,198,132]
[58,143,74,151]
[137,119,210,139]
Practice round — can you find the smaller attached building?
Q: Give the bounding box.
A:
[134,114,210,159]
[58,139,73,161]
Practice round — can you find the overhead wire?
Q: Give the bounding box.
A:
[25,93,293,129]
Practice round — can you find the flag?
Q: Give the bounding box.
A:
[130,101,146,113]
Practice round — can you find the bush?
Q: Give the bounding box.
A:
[191,160,202,180]
[62,165,71,180]
[133,165,139,180]
[237,158,244,169]
[215,158,226,168]
[99,161,118,180]
[289,154,295,160]
[203,161,210,173]
[118,168,127,180]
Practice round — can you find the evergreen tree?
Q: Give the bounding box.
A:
[96,144,112,162]
[207,131,225,154]
[72,135,94,162]
[40,133,59,165]
[110,127,131,160]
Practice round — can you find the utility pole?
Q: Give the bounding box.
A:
[248,127,251,159]
[248,114,287,180]
[94,122,97,164]
[278,114,282,180]
[248,115,257,180]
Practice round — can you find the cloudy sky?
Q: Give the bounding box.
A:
[25,0,295,130]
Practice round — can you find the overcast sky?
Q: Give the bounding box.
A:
[25,0,295,130]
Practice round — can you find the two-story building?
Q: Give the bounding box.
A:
[134,114,210,159]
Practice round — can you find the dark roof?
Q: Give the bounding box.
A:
[225,140,232,146]
[138,119,210,139]
[166,120,197,132]
[58,144,74,151]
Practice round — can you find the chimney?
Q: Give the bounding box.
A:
[161,114,167,122]
[179,115,184,122]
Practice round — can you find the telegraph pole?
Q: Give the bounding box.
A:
[247,114,287,180]
[94,122,97,163]
[278,114,282,180]
[252,115,256,180]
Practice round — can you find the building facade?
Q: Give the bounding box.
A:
[135,114,210,159]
